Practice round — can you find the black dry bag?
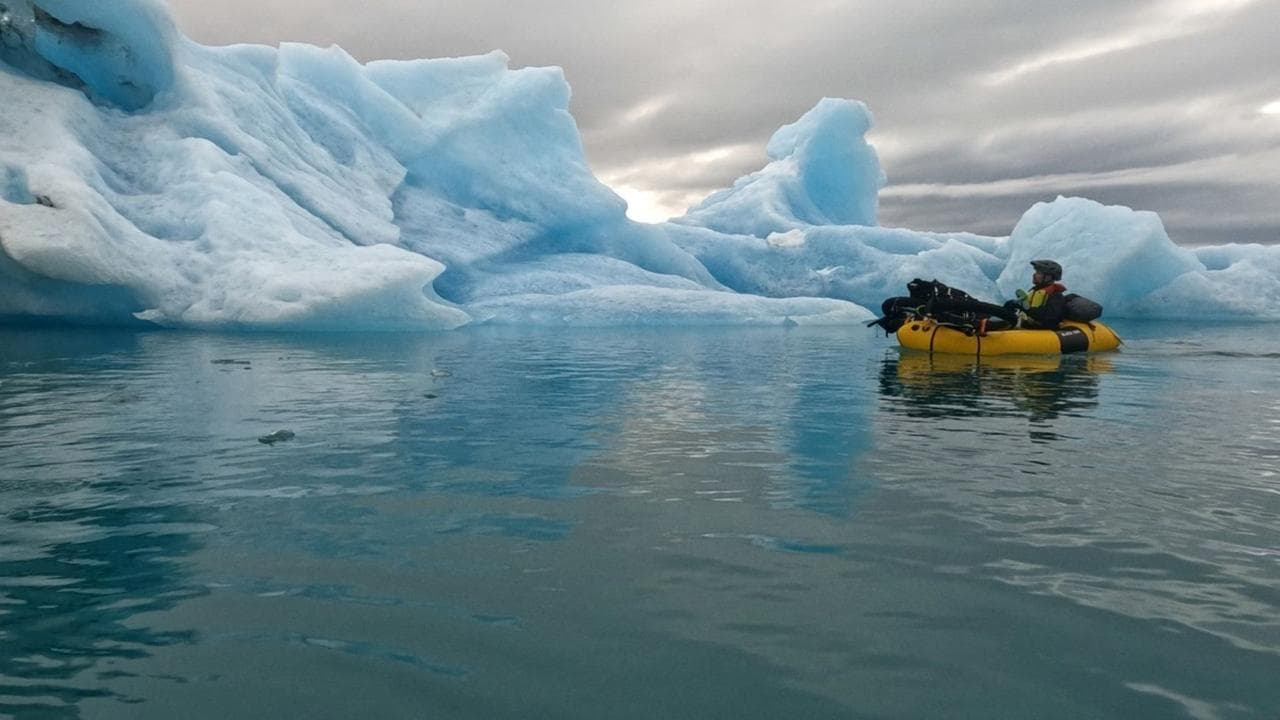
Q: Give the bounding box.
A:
[1063,293,1103,322]
[906,278,974,303]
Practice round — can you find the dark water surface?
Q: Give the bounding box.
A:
[1,322,1277,719]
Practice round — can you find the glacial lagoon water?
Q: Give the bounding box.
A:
[1,322,1278,719]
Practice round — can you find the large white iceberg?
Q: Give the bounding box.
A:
[1,0,1277,330]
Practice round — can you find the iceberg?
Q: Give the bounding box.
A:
[1,0,1277,330]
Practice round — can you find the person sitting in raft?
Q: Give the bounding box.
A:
[1004,259,1068,329]
[868,259,1077,334]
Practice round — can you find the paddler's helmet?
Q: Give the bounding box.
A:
[1030,259,1063,281]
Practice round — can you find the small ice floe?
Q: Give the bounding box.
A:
[430,368,452,378]
[258,429,295,445]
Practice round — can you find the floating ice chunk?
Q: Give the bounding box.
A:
[998,196,1204,313]
[665,223,1004,311]
[469,285,872,327]
[1131,242,1280,320]
[677,99,886,238]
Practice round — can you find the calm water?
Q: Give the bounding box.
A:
[1,322,1278,719]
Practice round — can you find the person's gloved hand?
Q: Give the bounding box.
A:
[1015,288,1028,302]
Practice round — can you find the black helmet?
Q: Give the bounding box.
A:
[1030,259,1062,281]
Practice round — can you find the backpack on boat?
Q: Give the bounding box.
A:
[867,279,979,333]
[906,278,975,304]
[1062,293,1103,322]
[868,296,925,333]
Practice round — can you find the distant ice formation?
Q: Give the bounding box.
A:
[1,0,1277,330]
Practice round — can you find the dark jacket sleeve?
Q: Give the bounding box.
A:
[1023,292,1067,328]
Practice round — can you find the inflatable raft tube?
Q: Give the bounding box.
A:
[897,319,1122,355]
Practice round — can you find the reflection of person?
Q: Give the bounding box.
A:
[882,352,1110,430]
[1004,260,1067,329]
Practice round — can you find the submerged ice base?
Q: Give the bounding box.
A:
[1,0,1278,330]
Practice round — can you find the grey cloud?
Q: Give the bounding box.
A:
[883,180,1280,246]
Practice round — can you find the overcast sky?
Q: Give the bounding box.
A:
[166,0,1279,245]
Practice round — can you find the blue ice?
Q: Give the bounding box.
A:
[1,0,1276,330]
